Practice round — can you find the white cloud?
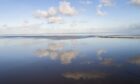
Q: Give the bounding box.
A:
[35,7,57,19]
[96,4,107,16]
[34,1,78,24]
[47,7,58,16]
[59,1,77,16]
[48,16,63,24]
[34,7,63,24]
[35,10,49,18]
[96,0,113,16]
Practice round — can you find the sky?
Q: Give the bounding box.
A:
[0,0,140,34]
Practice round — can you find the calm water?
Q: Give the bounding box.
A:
[0,37,140,84]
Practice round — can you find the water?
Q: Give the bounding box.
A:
[0,37,140,84]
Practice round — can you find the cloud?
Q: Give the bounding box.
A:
[131,0,140,5]
[34,1,78,24]
[35,10,49,19]
[59,1,77,16]
[35,7,57,19]
[48,16,63,24]
[101,0,113,6]
[47,7,58,16]
[79,0,93,5]
[96,0,113,16]
[96,4,107,16]
[34,7,62,24]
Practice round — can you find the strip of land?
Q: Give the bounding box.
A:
[0,34,140,39]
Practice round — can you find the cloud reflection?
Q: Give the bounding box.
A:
[60,51,78,64]
[96,49,116,66]
[128,56,140,65]
[35,42,78,64]
[101,58,114,66]
[97,49,106,61]
[48,43,64,51]
[63,71,109,80]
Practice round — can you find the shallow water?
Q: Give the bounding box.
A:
[0,37,140,84]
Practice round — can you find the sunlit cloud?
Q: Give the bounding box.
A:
[59,1,78,16]
[0,0,140,34]
[35,7,57,19]
[34,0,78,24]
[34,7,62,24]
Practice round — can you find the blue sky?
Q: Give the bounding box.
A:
[0,0,140,34]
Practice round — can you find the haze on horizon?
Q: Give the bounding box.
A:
[0,0,140,35]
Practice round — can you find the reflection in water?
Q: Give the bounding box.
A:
[63,71,109,80]
[0,39,50,46]
[1,38,140,84]
[80,61,95,65]
[96,49,115,66]
[35,42,78,64]
[60,51,78,64]
[48,43,64,51]
[35,49,58,59]
[129,56,140,65]
[97,49,106,61]
[100,58,114,66]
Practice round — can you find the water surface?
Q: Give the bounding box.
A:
[0,37,140,84]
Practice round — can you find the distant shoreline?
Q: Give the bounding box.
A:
[0,35,140,39]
